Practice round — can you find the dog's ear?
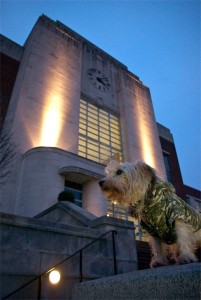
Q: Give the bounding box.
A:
[105,160,119,174]
[137,161,156,178]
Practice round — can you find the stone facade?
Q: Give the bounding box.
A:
[0,15,166,217]
[13,147,107,217]
[1,14,201,300]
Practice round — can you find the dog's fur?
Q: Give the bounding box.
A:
[99,160,201,268]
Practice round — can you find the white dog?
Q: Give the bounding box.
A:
[99,160,201,268]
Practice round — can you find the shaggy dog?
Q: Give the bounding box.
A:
[99,160,201,268]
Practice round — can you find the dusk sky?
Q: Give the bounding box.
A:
[1,0,200,190]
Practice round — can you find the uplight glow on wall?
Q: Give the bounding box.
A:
[134,92,156,170]
[40,95,63,147]
[138,120,156,168]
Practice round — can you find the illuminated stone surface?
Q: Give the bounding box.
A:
[72,262,201,300]
[1,15,166,216]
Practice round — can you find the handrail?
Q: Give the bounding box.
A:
[2,229,117,300]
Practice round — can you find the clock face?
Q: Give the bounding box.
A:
[87,68,111,92]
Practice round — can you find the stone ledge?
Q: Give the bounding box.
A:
[0,212,103,238]
[72,262,201,300]
[89,215,135,230]
[34,201,97,227]
[0,34,23,59]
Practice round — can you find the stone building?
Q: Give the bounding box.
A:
[1,15,200,299]
[0,14,167,218]
[0,14,200,219]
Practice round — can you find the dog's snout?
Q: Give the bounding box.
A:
[99,180,105,187]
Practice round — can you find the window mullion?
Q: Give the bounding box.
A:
[78,99,122,163]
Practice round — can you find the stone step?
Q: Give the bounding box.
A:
[72,262,201,300]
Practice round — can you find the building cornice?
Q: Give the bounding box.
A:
[0,34,23,61]
[38,15,143,83]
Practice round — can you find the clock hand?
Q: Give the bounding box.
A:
[99,77,108,80]
[96,77,107,86]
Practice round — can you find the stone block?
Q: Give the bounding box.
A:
[1,211,137,299]
[72,263,201,300]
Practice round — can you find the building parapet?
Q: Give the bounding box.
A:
[37,15,141,83]
[0,34,23,61]
[157,122,174,143]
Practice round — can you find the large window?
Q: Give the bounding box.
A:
[78,99,122,164]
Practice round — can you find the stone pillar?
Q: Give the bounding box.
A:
[82,180,107,217]
[89,216,138,274]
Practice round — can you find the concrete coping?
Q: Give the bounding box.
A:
[0,212,104,239]
[59,166,103,181]
[34,202,135,231]
[22,147,104,170]
[22,147,105,181]
[0,210,134,239]
[89,215,135,230]
[35,201,97,226]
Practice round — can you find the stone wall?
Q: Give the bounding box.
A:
[1,203,137,299]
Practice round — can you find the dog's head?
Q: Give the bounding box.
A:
[99,160,157,209]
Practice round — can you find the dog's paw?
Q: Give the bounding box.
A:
[150,259,168,268]
[177,253,198,265]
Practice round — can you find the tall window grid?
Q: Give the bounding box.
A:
[78,99,122,164]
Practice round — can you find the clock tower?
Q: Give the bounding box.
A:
[1,15,166,218]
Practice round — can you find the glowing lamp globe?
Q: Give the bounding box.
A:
[49,270,61,284]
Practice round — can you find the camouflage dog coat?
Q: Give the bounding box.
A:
[139,181,201,244]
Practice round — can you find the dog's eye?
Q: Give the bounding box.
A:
[116,169,123,175]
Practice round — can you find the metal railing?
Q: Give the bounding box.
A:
[2,230,117,300]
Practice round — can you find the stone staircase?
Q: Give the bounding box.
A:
[72,240,201,300]
[0,203,137,299]
[72,262,201,300]
[2,202,200,299]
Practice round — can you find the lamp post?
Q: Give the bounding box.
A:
[37,276,42,300]
[37,270,61,299]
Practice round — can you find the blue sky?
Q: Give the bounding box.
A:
[0,0,200,190]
